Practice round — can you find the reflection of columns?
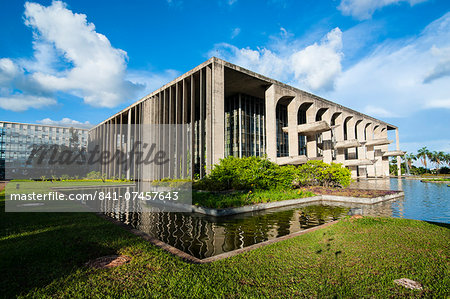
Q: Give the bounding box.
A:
[287,98,298,156]
[396,128,401,177]
[265,85,277,162]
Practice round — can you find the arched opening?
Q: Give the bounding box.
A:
[373,125,379,139]
[315,108,328,157]
[297,103,312,156]
[355,120,362,140]
[276,97,292,157]
[364,123,371,141]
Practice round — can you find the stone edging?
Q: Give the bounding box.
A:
[191,191,404,217]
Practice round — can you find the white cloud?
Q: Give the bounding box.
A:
[327,12,450,115]
[210,27,343,92]
[127,69,180,98]
[291,28,343,91]
[23,1,141,108]
[231,27,241,39]
[424,99,450,109]
[338,0,428,20]
[37,117,93,129]
[0,94,56,112]
[363,105,398,118]
[0,1,143,112]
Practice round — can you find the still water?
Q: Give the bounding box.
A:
[106,178,449,259]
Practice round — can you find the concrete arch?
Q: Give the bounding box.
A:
[315,108,328,121]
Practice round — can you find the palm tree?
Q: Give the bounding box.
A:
[429,151,446,172]
[404,153,416,170]
[417,147,430,169]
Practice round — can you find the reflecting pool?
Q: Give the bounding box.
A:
[103,177,448,259]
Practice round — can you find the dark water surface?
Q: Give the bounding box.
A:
[106,178,449,259]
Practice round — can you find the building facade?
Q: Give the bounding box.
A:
[0,121,88,180]
[90,57,404,181]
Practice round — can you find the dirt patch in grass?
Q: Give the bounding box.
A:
[299,186,399,198]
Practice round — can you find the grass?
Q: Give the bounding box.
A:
[421,178,450,182]
[1,190,449,298]
[192,189,316,209]
[299,186,399,198]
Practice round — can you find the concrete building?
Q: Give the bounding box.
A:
[90,57,405,180]
[0,121,88,180]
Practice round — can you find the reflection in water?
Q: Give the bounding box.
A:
[106,204,349,259]
[103,178,448,259]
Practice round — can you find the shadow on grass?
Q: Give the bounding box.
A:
[424,221,450,229]
[0,208,137,298]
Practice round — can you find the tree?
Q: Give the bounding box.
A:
[430,151,445,171]
[417,147,430,169]
[403,153,416,170]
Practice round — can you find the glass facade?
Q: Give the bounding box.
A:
[225,94,266,158]
[0,122,88,179]
[276,103,288,157]
[297,108,307,156]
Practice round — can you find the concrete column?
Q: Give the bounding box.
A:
[322,109,332,164]
[346,118,357,177]
[205,65,213,173]
[212,61,225,166]
[265,85,277,162]
[396,128,401,177]
[199,69,205,178]
[335,114,345,164]
[190,75,195,179]
[356,121,367,177]
[287,98,298,157]
[126,110,131,180]
[306,103,317,158]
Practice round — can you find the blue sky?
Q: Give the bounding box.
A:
[0,0,449,157]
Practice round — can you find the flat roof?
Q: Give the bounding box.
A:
[92,57,397,130]
[0,120,89,131]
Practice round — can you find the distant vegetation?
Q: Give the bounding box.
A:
[390,147,450,175]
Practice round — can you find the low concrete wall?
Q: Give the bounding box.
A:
[192,191,404,217]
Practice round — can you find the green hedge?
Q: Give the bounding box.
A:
[194,157,351,191]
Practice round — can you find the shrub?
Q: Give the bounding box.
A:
[194,157,352,191]
[294,160,351,188]
[194,156,296,191]
[85,171,102,180]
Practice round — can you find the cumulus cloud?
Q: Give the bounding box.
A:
[210,27,343,92]
[0,1,142,112]
[291,28,343,91]
[327,12,450,117]
[338,0,428,20]
[0,95,56,112]
[37,117,93,129]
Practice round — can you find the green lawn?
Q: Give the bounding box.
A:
[192,189,316,209]
[1,190,449,298]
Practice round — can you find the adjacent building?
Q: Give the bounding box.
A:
[0,121,89,179]
[88,57,404,180]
